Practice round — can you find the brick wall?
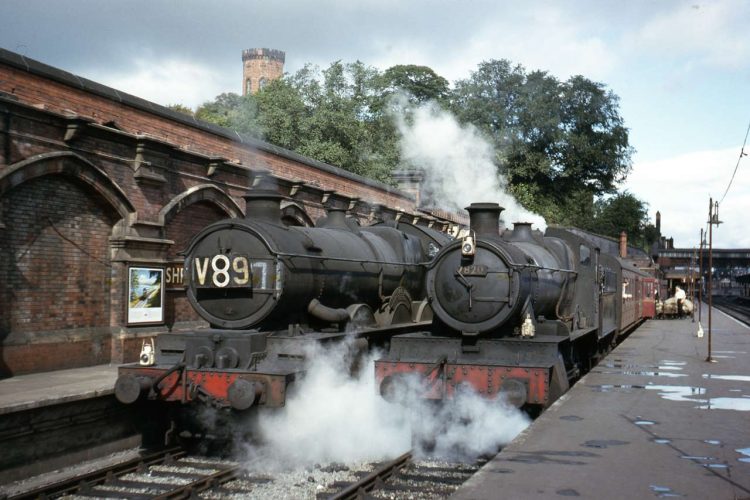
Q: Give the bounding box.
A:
[0,175,116,374]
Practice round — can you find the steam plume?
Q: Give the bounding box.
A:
[395,100,546,230]
[240,340,529,470]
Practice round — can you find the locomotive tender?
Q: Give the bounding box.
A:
[375,202,656,409]
[115,189,450,411]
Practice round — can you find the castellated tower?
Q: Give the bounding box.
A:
[242,48,285,95]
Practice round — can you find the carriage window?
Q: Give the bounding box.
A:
[601,268,617,293]
[579,245,591,266]
[623,279,632,299]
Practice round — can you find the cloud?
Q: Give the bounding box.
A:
[629,1,750,71]
[461,7,616,83]
[83,56,235,109]
[364,4,617,84]
[624,146,750,248]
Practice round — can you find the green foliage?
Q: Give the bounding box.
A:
[195,93,244,128]
[166,103,194,116]
[194,57,635,226]
[450,60,633,225]
[379,65,450,104]
[587,191,653,250]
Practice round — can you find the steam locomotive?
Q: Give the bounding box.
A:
[375,202,657,409]
[115,193,656,418]
[115,190,450,411]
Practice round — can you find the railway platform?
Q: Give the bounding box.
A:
[0,364,149,487]
[453,303,750,499]
[0,364,118,415]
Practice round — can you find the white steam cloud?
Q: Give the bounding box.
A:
[239,339,529,470]
[396,100,546,230]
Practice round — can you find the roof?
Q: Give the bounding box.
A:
[0,48,406,199]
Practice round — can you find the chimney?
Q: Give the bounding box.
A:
[507,222,535,242]
[656,211,661,235]
[243,189,284,224]
[318,207,352,230]
[619,231,628,258]
[466,203,503,236]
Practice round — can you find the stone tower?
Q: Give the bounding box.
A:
[242,48,285,95]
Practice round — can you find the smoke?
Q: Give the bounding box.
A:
[394,99,546,231]
[238,339,529,470]
[392,376,532,459]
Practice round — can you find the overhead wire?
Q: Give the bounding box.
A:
[718,118,750,205]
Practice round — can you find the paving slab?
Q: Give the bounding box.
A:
[0,364,118,415]
[453,304,750,499]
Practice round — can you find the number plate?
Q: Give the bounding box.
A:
[457,265,488,277]
[192,254,272,289]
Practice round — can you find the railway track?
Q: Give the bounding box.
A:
[8,444,487,499]
[711,296,750,326]
[8,446,248,499]
[321,451,485,499]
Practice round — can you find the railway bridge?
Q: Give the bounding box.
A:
[657,247,750,296]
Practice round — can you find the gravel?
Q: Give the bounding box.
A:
[201,460,378,499]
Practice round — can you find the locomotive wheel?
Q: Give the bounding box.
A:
[376,287,413,326]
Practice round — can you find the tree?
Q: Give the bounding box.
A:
[193,62,400,183]
[589,191,652,250]
[252,78,306,150]
[557,76,633,194]
[450,60,633,225]
[166,103,194,116]
[379,65,450,104]
[192,57,634,206]
[195,93,244,128]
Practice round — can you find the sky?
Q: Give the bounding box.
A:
[1,0,748,248]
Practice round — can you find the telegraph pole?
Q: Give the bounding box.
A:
[690,245,697,322]
[698,228,704,325]
[707,198,721,363]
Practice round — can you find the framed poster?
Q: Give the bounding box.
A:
[128,267,164,324]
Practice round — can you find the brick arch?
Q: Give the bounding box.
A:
[0,152,135,225]
[161,186,241,328]
[159,184,243,227]
[0,173,121,374]
[280,201,314,227]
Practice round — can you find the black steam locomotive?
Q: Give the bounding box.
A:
[116,194,655,416]
[375,202,656,409]
[115,190,450,410]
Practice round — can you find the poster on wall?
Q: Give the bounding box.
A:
[127,267,164,324]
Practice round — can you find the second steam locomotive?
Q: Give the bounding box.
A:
[376,202,656,408]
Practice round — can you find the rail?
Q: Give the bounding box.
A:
[328,450,412,500]
[9,446,186,500]
[8,446,242,500]
[710,296,750,327]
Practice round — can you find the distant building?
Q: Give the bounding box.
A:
[242,48,285,95]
